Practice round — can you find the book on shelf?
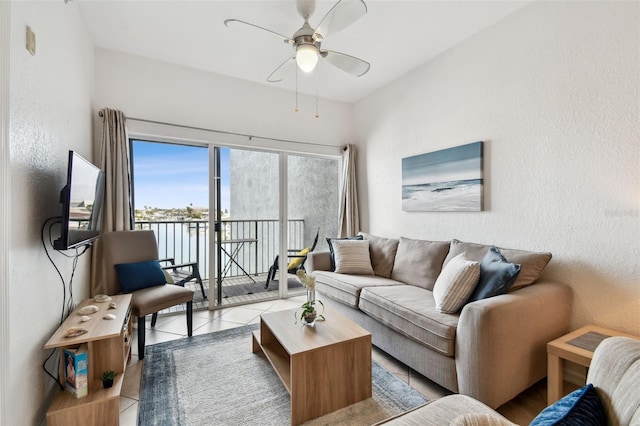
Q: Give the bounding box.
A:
[63,343,88,399]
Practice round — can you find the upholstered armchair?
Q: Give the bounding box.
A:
[99,230,194,359]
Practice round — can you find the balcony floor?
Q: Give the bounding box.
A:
[159,272,306,314]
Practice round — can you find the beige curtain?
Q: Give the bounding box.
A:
[90,108,133,296]
[338,144,360,237]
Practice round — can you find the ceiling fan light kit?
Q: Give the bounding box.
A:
[296,44,319,73]
[225,0,369,81]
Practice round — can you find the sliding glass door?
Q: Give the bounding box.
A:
[131,140,210,305]
[131,139,340,310]
[212,148,280,306]
[284,154,340,292]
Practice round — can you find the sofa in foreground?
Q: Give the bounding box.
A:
[307,234,571,409]
[378,336,640,425]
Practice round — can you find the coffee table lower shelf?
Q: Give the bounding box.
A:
[252,330,292,393]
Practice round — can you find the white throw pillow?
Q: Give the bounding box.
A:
[332,239,374,275]
[433,252,480,313]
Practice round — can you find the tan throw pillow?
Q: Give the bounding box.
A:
[332,239,374,275]
[390,237,450,290]
[432,253,480,314]
[358,232,399,278]
[443,239,552,290]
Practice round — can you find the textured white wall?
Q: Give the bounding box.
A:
[94,49,354,148]
[354,1,639,334]
[9,2,94,424]
[0,3,10,425]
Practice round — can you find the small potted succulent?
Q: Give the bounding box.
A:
[100,370,117,388]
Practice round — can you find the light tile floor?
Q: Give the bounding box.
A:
[120,297,556,425]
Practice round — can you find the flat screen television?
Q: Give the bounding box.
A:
[53,151,105,250]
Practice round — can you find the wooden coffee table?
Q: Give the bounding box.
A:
[252,308,372,425]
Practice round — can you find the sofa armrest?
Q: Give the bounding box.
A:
[376,395,516,425]
[307,251,332,272]
[456,281,571,409]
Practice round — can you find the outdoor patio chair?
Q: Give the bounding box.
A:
[100,230,194,360]
[160,257,206,299]
[265,228,319,289]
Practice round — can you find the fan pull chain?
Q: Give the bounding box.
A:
[295,65,299,113]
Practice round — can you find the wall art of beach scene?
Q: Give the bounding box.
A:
[402,141,484,212]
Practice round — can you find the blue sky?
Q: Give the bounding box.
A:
[132,141,230,210]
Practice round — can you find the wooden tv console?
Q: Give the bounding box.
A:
[44,294,132,426]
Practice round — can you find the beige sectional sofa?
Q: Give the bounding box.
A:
[307,234,572,409]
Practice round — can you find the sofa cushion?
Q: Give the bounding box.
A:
[433,253,480,314]
[326,235,364,270]
[332,239,375,275]
[359,285,459,356]
[390,237,450,290]
[358,232,399,278]
[466,247,521,303]
[530,384,606,426]
[129,283,194,317]
[314,271,403,308]
[444,239,551,290]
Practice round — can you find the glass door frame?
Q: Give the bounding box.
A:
[277,152,288,299]
[210,146,223,305]
[127,120,343,308]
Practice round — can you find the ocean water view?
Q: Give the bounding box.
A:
[136,219,303,281]
[402,178,483,212]
[136,220,211,276]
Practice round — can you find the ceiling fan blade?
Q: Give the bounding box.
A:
[224,19,294,45]
[313,0,367,42]
[321,50,370,77]
[267,56,296,82]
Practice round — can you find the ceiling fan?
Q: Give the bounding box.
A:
[224,0,370,83]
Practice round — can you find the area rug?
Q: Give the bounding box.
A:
[139,325,429,425]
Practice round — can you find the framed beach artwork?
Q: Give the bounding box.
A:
[402,141,484,212]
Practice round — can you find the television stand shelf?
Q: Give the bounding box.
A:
[44,294,132,426]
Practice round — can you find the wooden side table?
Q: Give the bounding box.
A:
[547,324,639,404]
[44,294,133,426]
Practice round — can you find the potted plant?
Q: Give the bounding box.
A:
[296,270,325,326]
[100,370,117,388]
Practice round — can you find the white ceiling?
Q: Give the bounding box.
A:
[76,0,531,103]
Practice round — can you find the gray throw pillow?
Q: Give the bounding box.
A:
[390,237,450,290]
[466,246,521,303]
[444,239,551,290]
[358,232,399,278]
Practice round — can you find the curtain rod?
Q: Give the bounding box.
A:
[97,110,344,150]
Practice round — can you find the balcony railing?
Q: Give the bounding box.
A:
[133,219,305,280]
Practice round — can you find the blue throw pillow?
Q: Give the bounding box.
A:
[530,384,606,426]
[115,259,167,293]
[326,235,364,271]
[466,246,521,303]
